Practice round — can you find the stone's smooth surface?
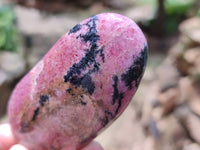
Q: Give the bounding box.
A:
[8,13,148,150]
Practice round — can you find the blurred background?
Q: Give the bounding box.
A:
[0,0,200,150]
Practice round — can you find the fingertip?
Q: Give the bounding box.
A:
[0,124,12,137]
[9,144,28,150]
[0,124,17,150]
[82,141,104,150]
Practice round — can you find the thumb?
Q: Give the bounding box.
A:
[9,144,28,150]
[0,124,17,150]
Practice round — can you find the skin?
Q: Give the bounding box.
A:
[0,124,103,150]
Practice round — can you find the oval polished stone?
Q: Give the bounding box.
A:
[8,13,148,150]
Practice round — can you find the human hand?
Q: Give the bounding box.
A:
[0,124,103,150]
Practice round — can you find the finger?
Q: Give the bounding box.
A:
[82,141,104,150]
[0,124,17,150]
[9,144,28,150]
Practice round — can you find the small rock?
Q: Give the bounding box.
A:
[158,88,180,116]
[139,81,160,126]
[102,0,130,9]
[178,77,199,103]
[96,106,145,150]
[186,113,200,143]
[0,51,25,81]
[190,71,200,86]
[168,40,192,75]
[184,47,200,65]
[156,57,180,92]
[169,41,185,58]
[183,143,200,150]
[142,67,156,82]
[179,35,198,49]
[0,51,26,117]
[14,5,83,35]
[176,54,192,75]
[189,98,200,117]
[157,115,187,149]
[125,5,155,23]
[143,136,156,150]
[0,70,7,85]
[179,17,200,44]
[175,105,200,143]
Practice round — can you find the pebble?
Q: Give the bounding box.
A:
[8,13,148,150]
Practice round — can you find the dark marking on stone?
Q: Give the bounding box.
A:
[67,74,95,95]
[99,116,109,127]
[100,84,103,89]
[64,15,105,95]
[80,100,87,106]
[20,122,33,133]
[79,132,97,145]
[121,44,148,89]
[112,75,124,114]
[98,110,114,126]
[105,110,113,118]
[101,110,114,126]
[80,74,95,94]
[100,110,114,127]
[81,16,99,45]
[68,24,81,35]
[115,93,123,114]
[50,145,57,150]
[66,88,72,93]
[99,46,105,62]
[39,95,49,107]
[32,107,40,121]
[104,116,109,126]
[112,75,119,104]
[64,45,104,84]
[31,95,49,122]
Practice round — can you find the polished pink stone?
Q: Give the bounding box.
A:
[8,13,148,150]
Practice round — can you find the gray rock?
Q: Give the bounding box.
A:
[0,51,26,117]
[175,105,200,144]
[125,5,155,23]
[156,57,180,92]
[0,51,25,82]
[179,17,200,45]
[183,143,200,150]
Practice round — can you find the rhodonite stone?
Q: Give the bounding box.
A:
[8,13,148,150]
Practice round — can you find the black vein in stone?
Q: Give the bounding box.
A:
[112,75,124,114]
[39,95,49,107]
[81,16,99,45]
[105,110,114,118]
[68,24,81,35]
[121,44,148,89]
[32,107,39,121]
[64,15,105,95]
[31,95,49,121]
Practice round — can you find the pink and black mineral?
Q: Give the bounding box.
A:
[8,13,148,150]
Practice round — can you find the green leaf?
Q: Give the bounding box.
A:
[0,4,18,51]
[197,9,200,17]
[0,27,6,48]
[165,0,197,15]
